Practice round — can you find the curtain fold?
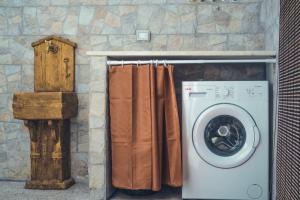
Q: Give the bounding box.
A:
[109,64,182,191]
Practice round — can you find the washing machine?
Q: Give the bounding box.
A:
[182,81,269,200]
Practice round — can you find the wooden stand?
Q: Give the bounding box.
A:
[12,36,77,190]
[24,120,74,189]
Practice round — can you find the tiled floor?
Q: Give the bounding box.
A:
[0,181,181,200]
[0,181,89,200]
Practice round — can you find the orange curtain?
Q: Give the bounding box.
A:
[109,64,182,191]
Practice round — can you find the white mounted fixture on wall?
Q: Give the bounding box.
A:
[136,30,151,41]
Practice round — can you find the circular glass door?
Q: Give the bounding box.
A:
[192,104,260,169]
[204,115,247,157]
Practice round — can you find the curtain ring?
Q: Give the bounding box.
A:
[163,60,167,67]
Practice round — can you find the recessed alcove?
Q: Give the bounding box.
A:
[86,51,277,199]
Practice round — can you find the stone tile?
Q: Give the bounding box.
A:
[78,142,89,153]
[89,164,105,189]
[197,3,263,34]
[90,93,106,116]
[90,35,109,51]
[240,3,264,33]
[107,0,132,5]
[90,188,105,200]
[76,64,90,93]
[0,37,9,50]
[21,64,34,92]
[168,0,262,4]
[89,128,105,165]
[195,34,227,50]
[7,8,22,35]
[71,152,89,183]
[137,5,196,34]
[90,56,107,92]
[166,35,196,50]
[0,0,23,6]
[9,36,35,65]
[79,7,95,26]
[132,0,166,4]
[0,124,6,145]
[0,152,7,162]
[122,35,152,50]
[76,107,89,124]
[71,122,78,153]
[63,7,80,35]
[152,35,167,50]
[90,72,107,93]
[69,0,107,5]
[0,66,8,93]
[5,65,21,76]
[78,93,89,108]
[37,7,67,34]
[0,121,30,180]
[99,6,136,35]
[23,0,50,6]
[0,93,10,110]
[79,133,89,144]
[89,7,107,34]
[23,7,39,35]
[0,8,22,35]
[227,33,265,50]
[0,54,12,65]
[51,0,69,5]
[108,0,166,5]
[3,122,23,141]
[68,35,90,65]
[0,8,8,35]
[89,93,106,129]
[5,65,21,93]
[119,7,137,34]
[107,35,123,50]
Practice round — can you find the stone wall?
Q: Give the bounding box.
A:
[0,0,268,193]
[261,0,279,51]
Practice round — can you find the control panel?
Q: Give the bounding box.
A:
[215,86,234,99]
[183,82,267,101]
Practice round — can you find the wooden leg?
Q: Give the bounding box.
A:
[24,120,74,189]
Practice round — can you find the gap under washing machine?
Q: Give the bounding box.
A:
[182,81,269,200]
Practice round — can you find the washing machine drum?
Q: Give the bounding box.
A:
[192,104,260,169]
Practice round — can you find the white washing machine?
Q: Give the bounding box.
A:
[182,81,269,200]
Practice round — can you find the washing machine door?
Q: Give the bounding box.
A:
[192,103,260,169]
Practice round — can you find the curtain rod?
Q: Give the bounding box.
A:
[106,59,277,65]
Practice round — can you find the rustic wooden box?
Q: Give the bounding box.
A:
[32,35,77,92]
[13,92,78,120]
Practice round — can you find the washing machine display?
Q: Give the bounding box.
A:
[182,81,269,200]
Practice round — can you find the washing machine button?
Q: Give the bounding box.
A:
[223,88,230,97]
[247,184,263,199]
